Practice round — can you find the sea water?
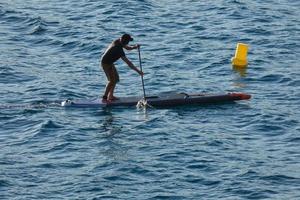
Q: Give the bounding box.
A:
[1,0,300,199]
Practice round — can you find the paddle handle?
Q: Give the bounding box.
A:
[138,46,146,99]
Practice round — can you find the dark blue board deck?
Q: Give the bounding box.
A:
[61,92,251,108]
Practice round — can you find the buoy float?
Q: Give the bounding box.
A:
[231,43,249,67]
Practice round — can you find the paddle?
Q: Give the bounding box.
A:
[138,46,146,98]
[137,46,148,108]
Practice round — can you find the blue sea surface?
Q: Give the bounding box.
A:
[1,0,300,199]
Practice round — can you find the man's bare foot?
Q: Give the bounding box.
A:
[108,96,119,101]
[102,95,111,103]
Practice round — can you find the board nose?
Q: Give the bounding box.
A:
[229,93,251,100]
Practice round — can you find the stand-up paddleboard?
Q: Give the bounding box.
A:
[61,92,251,108]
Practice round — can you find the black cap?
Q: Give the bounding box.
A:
[121,33,133,45]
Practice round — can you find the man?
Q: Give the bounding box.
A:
[101,33,143,102]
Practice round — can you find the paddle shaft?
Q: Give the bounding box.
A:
[138,47,146,99]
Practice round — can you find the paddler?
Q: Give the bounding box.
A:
[101,34,144,102]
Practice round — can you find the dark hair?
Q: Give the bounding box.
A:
[121,34,133,45]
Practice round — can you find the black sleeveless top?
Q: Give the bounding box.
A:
[101,39,125,64]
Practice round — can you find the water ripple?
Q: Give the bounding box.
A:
[1,0,300,199]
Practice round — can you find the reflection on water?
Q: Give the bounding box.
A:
[232,65,248,88]
[100,107,150,138]
[233,65,247,77]
[101,108,122,137]
[97,108,129,162]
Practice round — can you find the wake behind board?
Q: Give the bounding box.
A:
[61,92,251,108]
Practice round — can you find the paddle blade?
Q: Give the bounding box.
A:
[136,99,148,109]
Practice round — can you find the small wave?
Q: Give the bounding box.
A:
[0,7,28,23]
[278,77,292,84]
[186,163,209,170]
[285,137,300,144]
[39,142,72,154]
[61,40,81,48]
[260,174,300,185]
[259,74,285,83]
[28,119,63,140]
[239,169,259,178]
[206,140,224,147]
[0,179,11,187]
[24,16,49,35]
[253,124,285,133]
[35,163,55,169]
[243,26,273,36]
[30,24,47,35]
[148,195,185,200]
[288,80,300,87]
[0,102,61,110]
[59,88,89,99]
[230,0,246,5]
[234,189,275,199]
[41,119,63,129]
[0,7,51,36]
[0,68,36,84]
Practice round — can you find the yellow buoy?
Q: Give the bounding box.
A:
[231,43,249,67]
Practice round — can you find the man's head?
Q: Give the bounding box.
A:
[121,33,133,46]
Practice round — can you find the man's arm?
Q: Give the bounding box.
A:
[121,56,143,76]
[123,44,140,51]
